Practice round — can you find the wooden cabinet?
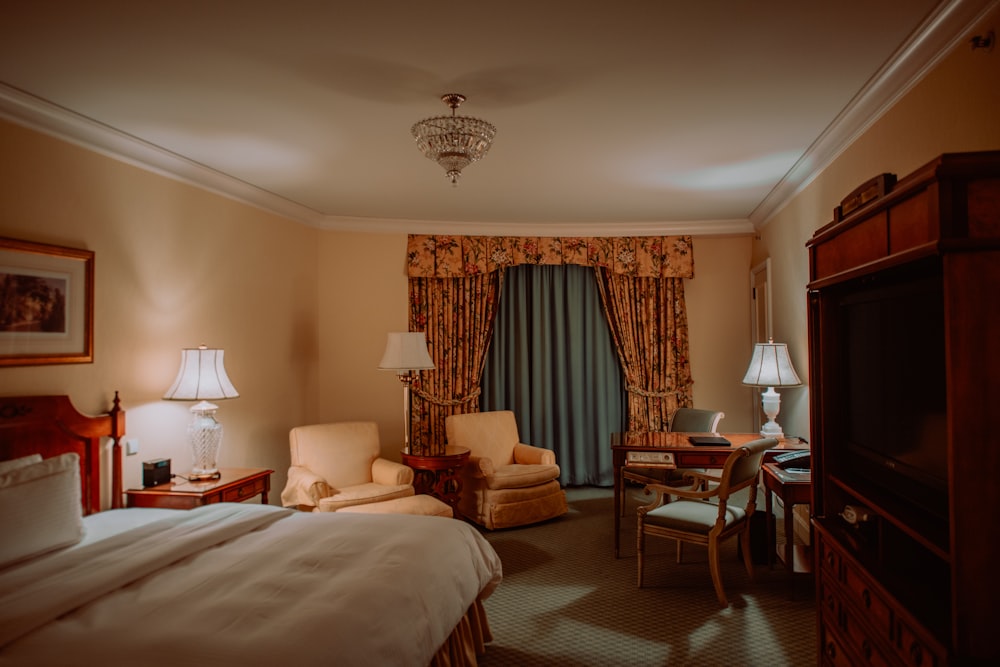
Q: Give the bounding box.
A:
[806,151,1000,665]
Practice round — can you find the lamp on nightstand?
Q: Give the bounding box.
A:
[378,332,435,455]
[163,345,239,480]
[742,338,801,439]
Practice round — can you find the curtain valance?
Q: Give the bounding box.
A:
[407,235,694,279]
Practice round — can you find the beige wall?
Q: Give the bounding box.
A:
[754,5,1000,442]
[0,120,321,503]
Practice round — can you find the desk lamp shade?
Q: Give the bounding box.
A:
[379,332,435,454]
[742,339,801,439]
[163,346,239,480]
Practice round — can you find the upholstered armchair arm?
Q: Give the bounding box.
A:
[371,457,415,486]
[468,455,494,478]
[512,443,555,465]
[281,465,333,509]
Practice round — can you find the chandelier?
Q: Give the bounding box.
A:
[411,93,496,185]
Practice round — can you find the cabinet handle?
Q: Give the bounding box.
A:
[910,642,923,665]
[826,552,835,568]
[825,641,837,660]
[862,589,871,609]
[825,592,835,611]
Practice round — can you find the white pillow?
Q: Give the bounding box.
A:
[0,453,43,475]
[0,452,84,568]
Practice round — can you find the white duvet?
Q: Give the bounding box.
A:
[0,504,502,666]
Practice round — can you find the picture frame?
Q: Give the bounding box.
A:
[0,237,94,366]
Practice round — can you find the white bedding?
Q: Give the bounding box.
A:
[0,504,502,666]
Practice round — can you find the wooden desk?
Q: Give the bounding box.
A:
[611,432,806,557]
[761,462,812,575]
[125,468,273,509]
[401,446,470,517]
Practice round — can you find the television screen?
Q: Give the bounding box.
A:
[838,261,948,514]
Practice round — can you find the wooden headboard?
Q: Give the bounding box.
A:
[0,394,125,514]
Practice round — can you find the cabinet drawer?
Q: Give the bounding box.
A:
[821,623,858,667]
[818,535,841,579]
[223,478,264,502]
[843,609,894,666]
[842,560,894,640]
[895,619,946,667]
[675,452,728,467]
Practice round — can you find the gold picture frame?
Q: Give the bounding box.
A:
[0,237,94,366]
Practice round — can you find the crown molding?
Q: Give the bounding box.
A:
[750,0,999,228]
[313,215,755,237]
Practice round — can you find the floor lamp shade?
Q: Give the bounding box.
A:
[742,340,801,439]
[379,332,435,454]
[163,346,239,480]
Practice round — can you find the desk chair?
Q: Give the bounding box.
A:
[637,437,776,606]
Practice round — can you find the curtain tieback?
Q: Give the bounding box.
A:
[415,386,482,407]
[626,383,675,398]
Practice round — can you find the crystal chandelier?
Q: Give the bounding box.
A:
[411,93,496,185]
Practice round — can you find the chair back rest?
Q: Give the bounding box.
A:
[289,422,380,488]
[445,411,519,466]
[717,437,777,500]
[670,408,725,433]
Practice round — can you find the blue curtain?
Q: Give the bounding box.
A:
[481,265,625,486]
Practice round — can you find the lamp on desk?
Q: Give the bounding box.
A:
[163,345,239,480]
[378,332,435,455]
[742,339,801,439]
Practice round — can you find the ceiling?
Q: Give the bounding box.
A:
[0,1,993,236]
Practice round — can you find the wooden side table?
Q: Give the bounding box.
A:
[761,462,812,575]
[401,446,470,516]
[125,467,273,509]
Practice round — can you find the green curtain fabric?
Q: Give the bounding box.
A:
[481,265,625,485]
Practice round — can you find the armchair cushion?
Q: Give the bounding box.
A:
[486,463,561,490]
[317,483,414,512]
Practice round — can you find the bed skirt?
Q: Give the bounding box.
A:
[430,599,493,666]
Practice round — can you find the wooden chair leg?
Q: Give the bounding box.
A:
[707,538,728,606]
[676,540,683,563]
[740,527,756,580]
[637,525,645,587]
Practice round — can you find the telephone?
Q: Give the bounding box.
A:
[773,449,811,470]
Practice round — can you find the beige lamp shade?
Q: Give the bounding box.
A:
[741,340,801,387]
[378,332,435,373]
[163,346,239,401]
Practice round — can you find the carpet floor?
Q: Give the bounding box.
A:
[475,486,816,666]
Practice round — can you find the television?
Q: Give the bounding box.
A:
[835,258,949,518]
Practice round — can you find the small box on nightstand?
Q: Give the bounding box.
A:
[142,458,171,487]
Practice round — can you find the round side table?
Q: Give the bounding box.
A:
[401,445,470,517]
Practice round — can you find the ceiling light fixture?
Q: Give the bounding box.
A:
[411,93,496,186]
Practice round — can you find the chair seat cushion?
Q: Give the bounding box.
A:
[336,494,453,517]
[644,499,746,534]
[486,463,561,490]
[316,483,414,512]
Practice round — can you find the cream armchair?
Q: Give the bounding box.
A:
[445,410,568,530]
[280,422,414,512]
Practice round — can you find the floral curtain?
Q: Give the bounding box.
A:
[407,235,694,278]
[596,269,694,431]
[407,272,502,454]
[406,234,694,449]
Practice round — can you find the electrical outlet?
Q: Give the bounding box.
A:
[125,438,139,456]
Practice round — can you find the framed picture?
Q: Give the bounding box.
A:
[0,237,94,366]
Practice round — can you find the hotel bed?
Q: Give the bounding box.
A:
[0,395,502,666]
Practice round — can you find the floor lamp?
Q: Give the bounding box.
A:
[741,338,801,439]
[378,332,435,455]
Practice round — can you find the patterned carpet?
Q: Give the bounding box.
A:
[476,486,816,666]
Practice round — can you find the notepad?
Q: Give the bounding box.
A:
[688,436,731,446]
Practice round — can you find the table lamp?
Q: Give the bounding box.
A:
[378,332,435,455]
[163,345,239,480]
[741,338,801,439]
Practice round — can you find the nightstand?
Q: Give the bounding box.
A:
[401,446,470,516]
[125,467,273,509]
